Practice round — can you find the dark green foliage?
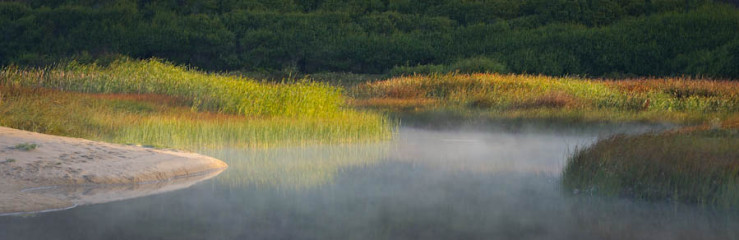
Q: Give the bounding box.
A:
[449,56,509,74]
[389,56,508,76]
[0,0,737,78]
[389,64,447,76]
[12,143,38,151]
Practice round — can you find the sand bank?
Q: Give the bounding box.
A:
[0,127,227,215]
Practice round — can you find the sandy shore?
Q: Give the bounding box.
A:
[0,127,227,215]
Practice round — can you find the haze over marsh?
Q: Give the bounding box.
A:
[1,0,738,239]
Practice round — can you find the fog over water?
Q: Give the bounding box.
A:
[1,122,738,240]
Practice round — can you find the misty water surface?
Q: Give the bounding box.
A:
[1,122,738,240]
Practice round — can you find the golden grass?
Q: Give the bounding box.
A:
[0,59,396,149]
[347,98,439,111]
[1,59,343,117]
[351,73,739,123]
[0,86,394,150]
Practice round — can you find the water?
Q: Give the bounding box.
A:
[2,123,738,240]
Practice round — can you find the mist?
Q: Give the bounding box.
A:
[1,123,737,240]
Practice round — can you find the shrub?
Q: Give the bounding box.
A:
[448,56,509,74]
[562,127,739,207]
[12,143,37,151]
[389,57,508,76]
[389,64,446,76]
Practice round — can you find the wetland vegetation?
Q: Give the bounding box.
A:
[0,60,394,149]
[352,73,739,123]
[1,56,738,209]
[563,121,739,208]
[1,0,739,232]
[349,73,739,208]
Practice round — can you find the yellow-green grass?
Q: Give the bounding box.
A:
[0,86,393,150]
[351,73,739,124]
[562,119,739,208]
[1,59,342,117]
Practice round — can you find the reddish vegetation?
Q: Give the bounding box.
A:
[87,93,190,107]
[352,73,739,123]
[348,98,438,110]
[604,78,738,99]
[515,91,578,109]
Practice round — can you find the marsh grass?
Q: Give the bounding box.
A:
[1,58,343,118]
[0,85,393,150]
[562,120,739,208]
[236,71,385,89]
[114,111,393,149]
[352,73,739,123]
[0,59,394,149]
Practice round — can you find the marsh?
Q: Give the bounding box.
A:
[2,122,735,240]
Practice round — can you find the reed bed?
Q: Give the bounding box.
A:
[113,111,393,149]
[352,73,739,123]
[1,59,342,117]
[0,84,393,150]
[562,121,739,208]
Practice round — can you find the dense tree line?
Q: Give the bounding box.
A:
[1,0,737,78]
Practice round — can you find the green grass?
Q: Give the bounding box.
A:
[112,111,393,149]
[562,121,739,208]
[351,73,739,124]
[12,143,37,151]
[234,71,385,89]
[0,60,395,150]
[1,58,342,118]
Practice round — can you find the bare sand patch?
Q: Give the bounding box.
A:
[0,127,227,215]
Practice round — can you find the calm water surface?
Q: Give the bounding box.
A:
[1,123,738,240]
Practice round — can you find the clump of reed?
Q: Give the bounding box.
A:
[562,120,739,208]
[1,58,342,117]
[352,73,739,123]
[113,111,393,149]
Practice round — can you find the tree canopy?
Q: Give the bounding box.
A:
[1,0,737,78]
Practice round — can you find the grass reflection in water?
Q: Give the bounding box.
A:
[201,143,392,189]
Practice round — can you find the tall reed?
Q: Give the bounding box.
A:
[0,75,394,150]
[1,59,342,117]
